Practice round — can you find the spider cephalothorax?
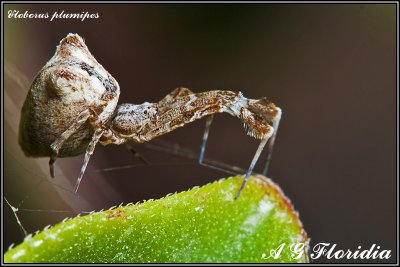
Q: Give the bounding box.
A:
[19,33,282,198]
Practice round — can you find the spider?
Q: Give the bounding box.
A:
[18,33,282,199]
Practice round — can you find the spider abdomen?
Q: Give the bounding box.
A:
[19,33,120,158]
[19,73,94,157]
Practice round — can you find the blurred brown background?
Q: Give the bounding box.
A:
[4,3,396,263]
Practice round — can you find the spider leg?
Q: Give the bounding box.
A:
[112,90,280,197]
[49,155,56,178]
[125,142,149,165]
[198,115,214,164]
[262,107,282,175]
[158,87,194,113]
[262,128,279,176]
[74,128,104,194]
[235,137,269,199]
[49,109,91,178]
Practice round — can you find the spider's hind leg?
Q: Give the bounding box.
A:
[49,109,91,178]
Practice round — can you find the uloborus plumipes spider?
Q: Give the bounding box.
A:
[19,33,282,199]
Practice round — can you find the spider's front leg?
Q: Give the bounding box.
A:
[157,87,215,164]
[109,90,282,198]
[106,87,215,165]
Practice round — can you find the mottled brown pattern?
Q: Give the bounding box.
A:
[62,34,85,48]
[54,69,76,81]
[199,105,222,117]
[58,46,71,58]
[108,88,280,143]
[19,33,281,194]
[168,117,185,129]
[19,33,120,158]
